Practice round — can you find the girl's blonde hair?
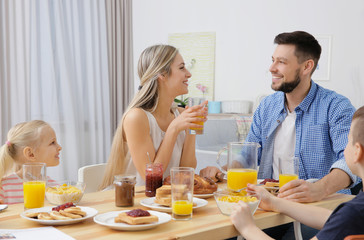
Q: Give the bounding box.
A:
[0,120,49,180]
[99,44,178,190]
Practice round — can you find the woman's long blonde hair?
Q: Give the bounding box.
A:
[0,120,49,180]
[99,45,178,190]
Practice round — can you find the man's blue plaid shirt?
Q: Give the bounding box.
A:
[246,80,357,194]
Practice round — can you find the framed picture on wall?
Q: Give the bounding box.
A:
[312,35,332,81]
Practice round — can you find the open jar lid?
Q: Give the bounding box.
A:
[113,175,136,184]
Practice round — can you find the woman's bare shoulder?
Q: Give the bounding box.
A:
[124,108,149,128]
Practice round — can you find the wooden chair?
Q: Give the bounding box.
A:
[78,163,107,193]
[344,235,364,240]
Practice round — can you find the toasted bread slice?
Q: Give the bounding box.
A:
[156,185,171,196]
[155,196,171,207]
[115,212,158,225]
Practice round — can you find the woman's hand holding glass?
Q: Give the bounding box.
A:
[171,100,208,133]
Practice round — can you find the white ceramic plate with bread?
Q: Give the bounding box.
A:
[94,210,171,231]
[20,206,98,225]
[140,197,208,213]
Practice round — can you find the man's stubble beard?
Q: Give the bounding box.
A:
[271,69,301,93]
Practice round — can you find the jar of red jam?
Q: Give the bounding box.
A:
[114,175,136,207]
[145,162,163,197]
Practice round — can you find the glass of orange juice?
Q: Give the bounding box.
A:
[188,97,205,135]
[23,162,46,209]
[171,167,194,220]
[278,157,299,188]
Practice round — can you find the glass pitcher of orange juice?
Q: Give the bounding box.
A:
[216,142,260,191]
[23,163,46,209]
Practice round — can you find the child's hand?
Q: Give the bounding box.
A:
[247,184,276,212]
[230,201,256,236]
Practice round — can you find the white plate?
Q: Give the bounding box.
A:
[94,210,171,231]
[140,197,208,213]
[194,193,214,199]
[20,206,98,225]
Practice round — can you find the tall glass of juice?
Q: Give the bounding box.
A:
[171,167,194,220]
[187,98,205,135]
[278,157,299,188]
[23,162,46,209]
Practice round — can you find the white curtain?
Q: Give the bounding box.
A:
[0,0,111,181]
[105,0,134,134]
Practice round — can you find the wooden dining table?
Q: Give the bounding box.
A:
[0,185,354,240]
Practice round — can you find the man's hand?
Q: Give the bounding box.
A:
[277,179,325,202]
[199,166,222,182]
[278,169,352,203]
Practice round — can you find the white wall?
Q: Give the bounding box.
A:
[132,0,364,108]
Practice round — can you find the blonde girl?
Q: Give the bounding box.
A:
[0,120,62,204]
[100,44,207,189]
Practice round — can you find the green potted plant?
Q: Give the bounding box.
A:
[174,97,189,108]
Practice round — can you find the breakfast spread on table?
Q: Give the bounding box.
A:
[24,202,86,221]
[114,209,158,225]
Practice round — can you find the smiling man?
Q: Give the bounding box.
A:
[251,31,357,239]
[200,31,358,239]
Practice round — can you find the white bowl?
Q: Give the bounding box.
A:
[213,190,260,216]
[221,101,253,114]
[46,181,86,205]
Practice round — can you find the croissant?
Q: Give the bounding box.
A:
[163,174,218,194]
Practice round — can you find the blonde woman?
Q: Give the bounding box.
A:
[100,45,207,189]
[0,120,62,204]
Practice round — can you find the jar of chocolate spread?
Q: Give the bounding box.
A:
[114,175,136,207]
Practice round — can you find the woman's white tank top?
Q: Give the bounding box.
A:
[124,108,186,186]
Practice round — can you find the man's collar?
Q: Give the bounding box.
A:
[297,80,317,112]
[277,80,317,114]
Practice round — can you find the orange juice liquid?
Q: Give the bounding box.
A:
[279,174,298,188]
[190,116,204,134]
[227,168,257,191]
[172,200,193,215]
[23,181,45,209]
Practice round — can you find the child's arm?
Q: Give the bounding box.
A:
[253,184,332,229]
[230,201,274,240]
[230,185,332,239]
[271,194,332,230]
